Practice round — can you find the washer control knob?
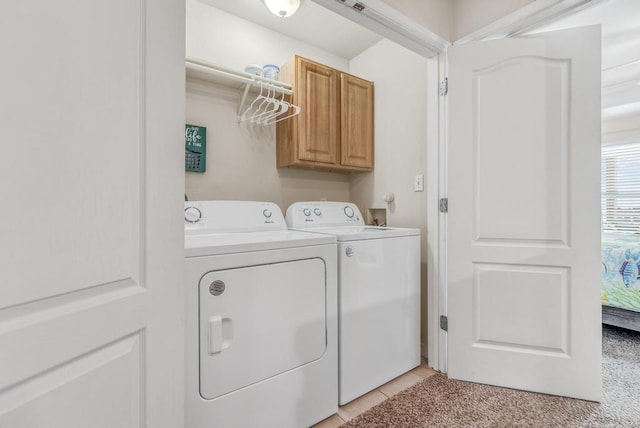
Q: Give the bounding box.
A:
[263,209,272,218]
[344,206,355,218]
[184,206,202,223]
[303,208,311,217]
[313,208,322,216]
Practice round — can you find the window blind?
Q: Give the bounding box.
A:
[602,141,640,234]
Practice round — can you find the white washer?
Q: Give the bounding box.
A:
[184,201,338,428]
[286,201,421,405]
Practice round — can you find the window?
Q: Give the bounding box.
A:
[602,141,640,234]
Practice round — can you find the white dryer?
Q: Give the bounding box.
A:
[184,201,338,428]
[286,201,420,405]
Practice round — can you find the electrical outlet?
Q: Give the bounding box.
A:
[414,174,424,192]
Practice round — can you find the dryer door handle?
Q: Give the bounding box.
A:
[208,315,233,355]
[208,315,223,354]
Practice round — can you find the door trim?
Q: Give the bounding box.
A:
[454,0,605,46]
[426,53,447,372]
[311,0,450,58]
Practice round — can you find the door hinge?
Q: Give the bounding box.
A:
[440,315,448,332]
[439,77,448,96]
[439,198,448,213]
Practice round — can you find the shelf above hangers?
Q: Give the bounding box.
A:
[185,57,294,120]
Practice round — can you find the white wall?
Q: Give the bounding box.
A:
[349,39,428,229]
[451,0,534,40]
[348,39,430,349]
[382,0,538,42]
[185,0,351,210]
[382,0,452,41]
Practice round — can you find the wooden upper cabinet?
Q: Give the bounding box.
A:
[276,55,374,172]
[341,74,374,169]
[298,58,340,164]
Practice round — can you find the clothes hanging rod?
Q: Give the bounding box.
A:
[185,57,293,95]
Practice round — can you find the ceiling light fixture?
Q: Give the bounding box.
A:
[264,0,301,17]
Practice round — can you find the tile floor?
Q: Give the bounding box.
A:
[313,359,438,427]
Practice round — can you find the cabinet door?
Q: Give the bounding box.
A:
[297,57,340,164]
[341,74,374,169]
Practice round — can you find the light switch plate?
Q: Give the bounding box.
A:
[414,174,424,192]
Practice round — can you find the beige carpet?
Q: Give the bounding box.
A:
[342,325,640,427]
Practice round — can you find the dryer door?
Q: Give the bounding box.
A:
[199,258,327,400]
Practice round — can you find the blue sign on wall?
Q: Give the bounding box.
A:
[185,124,206,172]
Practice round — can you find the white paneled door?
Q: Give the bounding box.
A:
[447,26,602,401]
[0,1,185,427]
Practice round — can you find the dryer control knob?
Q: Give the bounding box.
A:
[263,209,272,218]
[303,208,311,216]
[185,206,202,223]
[344,206,355,218]
[314,208,322,216]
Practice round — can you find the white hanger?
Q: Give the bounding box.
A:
[258,86,290,125]
[240,82,268,122]
[265,102,301,125]
[239,81,299,126]
[250,84,279,123]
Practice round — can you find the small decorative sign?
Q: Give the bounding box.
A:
[185,124,206,172]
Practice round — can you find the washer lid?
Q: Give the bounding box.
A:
[184,230,336,257]
[292,226,420,241]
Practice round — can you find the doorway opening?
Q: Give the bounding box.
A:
[537,0,640,331]
[429,0,640,401]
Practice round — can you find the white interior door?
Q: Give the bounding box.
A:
[447,25,602,401]
[0,1,185,427]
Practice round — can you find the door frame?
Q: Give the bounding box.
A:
[425,0,604,372]
[426,52,447,372]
